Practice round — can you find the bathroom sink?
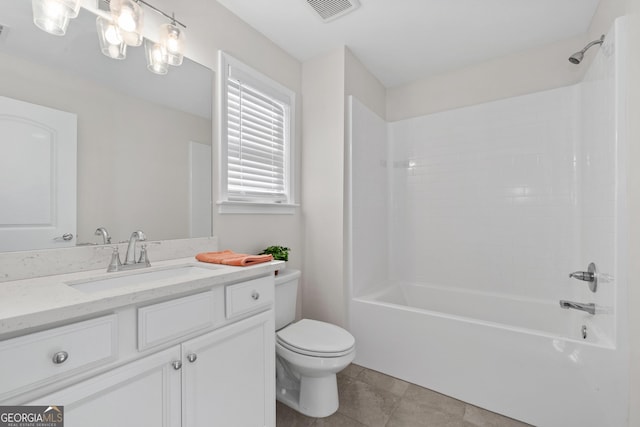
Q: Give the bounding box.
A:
[67,265,222,294]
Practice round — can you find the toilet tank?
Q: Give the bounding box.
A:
[274,269,301,330]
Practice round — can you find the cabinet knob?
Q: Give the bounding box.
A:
[187,353,197,363]
[251,291,260,301]
[52,351,69,364]
[171,360,182,370]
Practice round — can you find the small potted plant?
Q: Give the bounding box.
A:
[259,245,290,274]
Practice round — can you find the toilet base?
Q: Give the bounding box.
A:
[276,373,339,418]
[274,322,355,418]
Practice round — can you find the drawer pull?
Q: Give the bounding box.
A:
[187,353,197,363]
[171,360,182,370]
[52,351,69,364]
[251,291,260,301]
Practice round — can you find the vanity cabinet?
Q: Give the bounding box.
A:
[31,311,274,427]
[0,315,118,401]
[182,311,274,427]
[4,272,276,427]
[30,346,183,426]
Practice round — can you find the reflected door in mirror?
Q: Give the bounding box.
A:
[0,96,77,251]
[189,141,212,238]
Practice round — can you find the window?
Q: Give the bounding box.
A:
[218,51,296,214]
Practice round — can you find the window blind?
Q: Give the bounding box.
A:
[226,77,288,202]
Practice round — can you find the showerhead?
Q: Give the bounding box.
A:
[568,35,605,65]
[568,51,584,64]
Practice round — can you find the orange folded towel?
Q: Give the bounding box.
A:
[196,250,273,266]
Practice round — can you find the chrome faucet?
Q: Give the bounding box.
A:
[125,230,147,265]
[106,230,151,272]
[95,227,111,244]
[559,300,596,315]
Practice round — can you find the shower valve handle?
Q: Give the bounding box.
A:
[569,262,598,293]
[569,271,594,282]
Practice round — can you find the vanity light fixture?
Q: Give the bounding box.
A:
[96,15,127,59]
[31,0,187,75]
[109,0,143,46]
[159,19,185,66]
[144,38,168,75]
[31,0,82,36]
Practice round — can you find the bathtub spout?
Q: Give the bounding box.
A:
[559,300,596,315]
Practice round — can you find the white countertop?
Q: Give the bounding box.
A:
[0,257,283,337]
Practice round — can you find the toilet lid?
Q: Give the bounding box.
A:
[277,319,355,355]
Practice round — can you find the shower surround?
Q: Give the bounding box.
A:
[347,18,628,427]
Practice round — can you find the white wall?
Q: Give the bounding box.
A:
[300,47,387,327]
[345,50,387,120]
[384,20,623,344]
[388,87,580,298]
[386,35,589,122]
[624,0,640,425]
[589,0,628,41]
[584,0,639,424]
[384,0,626,122]
[344,50,388,316]
[348,97,388,298]
[579,26,621,347]
[301,48,346,326]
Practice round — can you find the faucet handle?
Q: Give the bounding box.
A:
[568,262,598,293]
[569,271,594,282]
[107,247,122,272]
[138,244,151,267]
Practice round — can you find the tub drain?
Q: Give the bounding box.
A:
[582,325,588,339]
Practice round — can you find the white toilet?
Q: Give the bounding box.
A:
[274,269,356,418]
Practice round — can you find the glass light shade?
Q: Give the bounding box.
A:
[96,16,126,60]
[110,0,143,46]
[159,23,185,66]
[31,0,80,36]
[144,39,168,75]
[60,0,81,18]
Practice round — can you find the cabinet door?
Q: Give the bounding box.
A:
[29,346,182,427]
[182,310,275,427]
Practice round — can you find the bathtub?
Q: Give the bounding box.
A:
[349,283,628,427]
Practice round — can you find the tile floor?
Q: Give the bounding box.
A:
[276,364,532,427]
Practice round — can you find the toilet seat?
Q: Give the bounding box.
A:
[277,319,355,357]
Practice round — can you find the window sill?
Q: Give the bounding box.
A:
[217,201,299,215]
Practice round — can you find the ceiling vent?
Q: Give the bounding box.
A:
[306,0,360,22]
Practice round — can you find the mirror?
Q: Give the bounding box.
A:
[0,0,213,251]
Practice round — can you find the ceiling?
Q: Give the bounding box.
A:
[216,0,601,88]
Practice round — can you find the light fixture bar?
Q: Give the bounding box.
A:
[101,0,186,28]
[136,0,186,29]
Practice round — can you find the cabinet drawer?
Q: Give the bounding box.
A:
[0,315,117,399]
[138,291,214,351]
[225,275,274,319]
